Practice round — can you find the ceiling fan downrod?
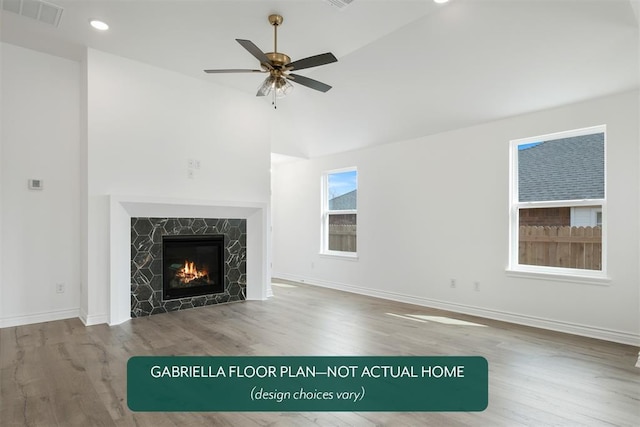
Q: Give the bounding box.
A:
[265,15,290,68]
[269,14,283,54]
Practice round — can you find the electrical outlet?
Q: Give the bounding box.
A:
[450,279,456,288]
[187,169,195,179]
[188,159,194,169]
[194,160,201,170]
[56,283,65,293]
[474,281,480,292]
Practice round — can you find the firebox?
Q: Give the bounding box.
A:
[162,235,225,300]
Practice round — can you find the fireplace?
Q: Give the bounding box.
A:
[130,217,247,318]
[162,235,225,300]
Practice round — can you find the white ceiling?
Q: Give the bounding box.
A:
[2,0,638,158]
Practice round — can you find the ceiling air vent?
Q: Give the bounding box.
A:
[1,0,64,27]
[324,0,354,10]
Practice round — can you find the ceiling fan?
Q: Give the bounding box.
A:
[204,14,337,108]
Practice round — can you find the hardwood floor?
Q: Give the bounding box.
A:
[1,281,639,426]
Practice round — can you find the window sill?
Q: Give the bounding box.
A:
[505,267,611,286]
[319,252,359,261]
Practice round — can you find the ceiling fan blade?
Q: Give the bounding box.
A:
[204,69,265,73]
[236,39,272,68]
[287,53,337,71]
[287,73,332,93]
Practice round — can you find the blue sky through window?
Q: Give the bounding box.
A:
[518,142,542,150]
[328,170,357,199]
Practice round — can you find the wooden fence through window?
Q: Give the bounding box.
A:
[519,226,602,270]
[329,224,357,252]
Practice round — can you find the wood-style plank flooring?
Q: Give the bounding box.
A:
[1,281,639,426]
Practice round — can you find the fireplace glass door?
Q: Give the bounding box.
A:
[162,235,225,300]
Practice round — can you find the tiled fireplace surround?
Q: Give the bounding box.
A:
[108,196,269,326]
[130,217,247,317]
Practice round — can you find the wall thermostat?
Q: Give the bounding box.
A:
[28,179,43,190]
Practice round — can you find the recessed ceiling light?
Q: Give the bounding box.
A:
[89,19,109,31]
[434,0,450,4]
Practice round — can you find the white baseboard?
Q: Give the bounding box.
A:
[0,308,80,328]
[79,308,109,326]
[274,273,640,347]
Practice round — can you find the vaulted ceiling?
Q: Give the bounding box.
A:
[2,0,638,158]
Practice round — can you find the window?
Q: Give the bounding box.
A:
[322,168,357,256]
[509,126,606,276]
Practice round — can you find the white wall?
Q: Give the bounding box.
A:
[0,44,271,327]
[0,43,81,327]
[272,90,640,345]
[0,43,3,322]
[83,49,271,324]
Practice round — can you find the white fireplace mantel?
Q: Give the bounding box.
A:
[109,195,271,326]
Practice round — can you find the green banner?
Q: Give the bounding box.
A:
[127,356,487,412]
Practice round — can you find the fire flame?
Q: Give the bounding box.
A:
[176,261,208,283]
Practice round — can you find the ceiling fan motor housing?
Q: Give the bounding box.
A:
[265,52,291,68]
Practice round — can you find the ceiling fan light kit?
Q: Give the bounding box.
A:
[257,75,293,99]
[204,14,337,108]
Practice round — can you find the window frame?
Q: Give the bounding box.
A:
[321,167,358,258]
[507,125,608,281]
